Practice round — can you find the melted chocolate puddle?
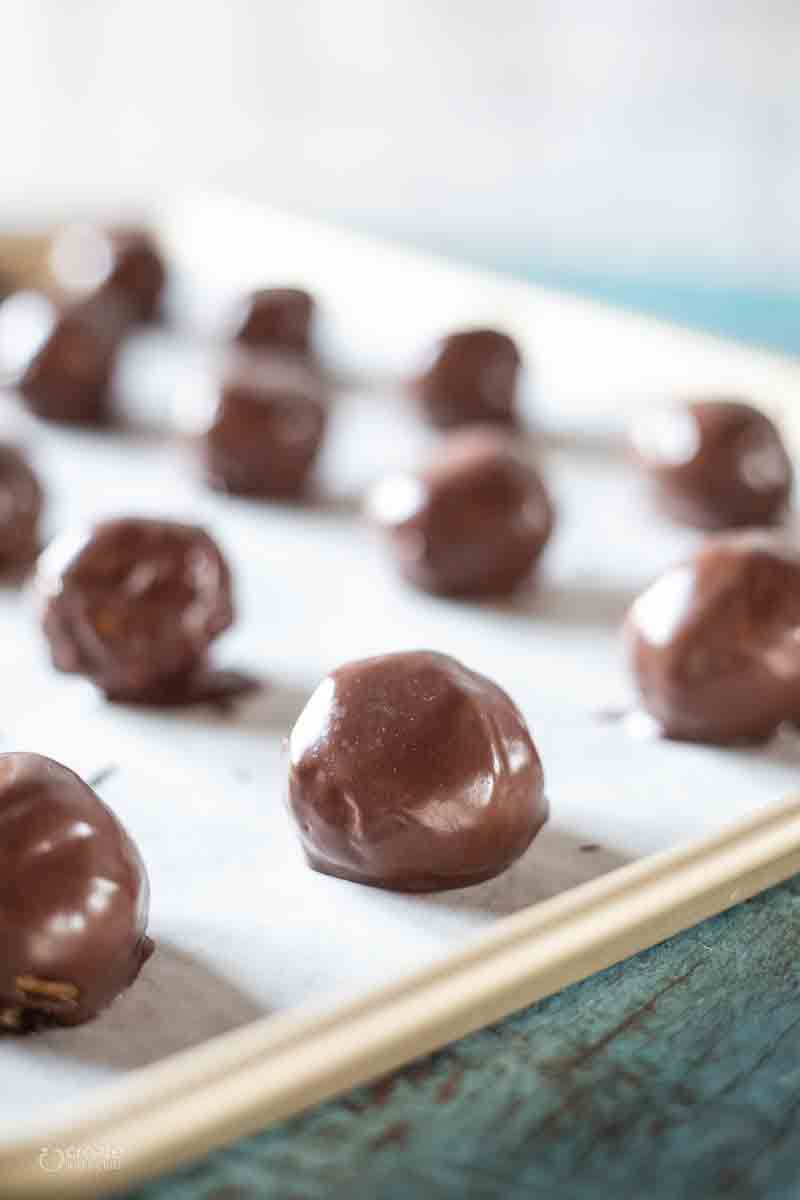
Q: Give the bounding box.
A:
[109,666,261,712]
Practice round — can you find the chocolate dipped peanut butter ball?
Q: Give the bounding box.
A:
[629,400,793,530]
[288,650,547,891]
[50,224,166,323]
[411,328,522,429]
[0,289,129,424]
[0,752,152,1031]
[0,444,42,565]
[230,288,314,356]
[369,428,553,597]
[193,351,327,498]
[39,517,233,702]
[626,531,800,744]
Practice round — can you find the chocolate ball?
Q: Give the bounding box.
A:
[231,288,314,356]
[626,531,800,744]
[0,289,129,424]
[0,445,42,565]
[369,428,554,597]
[412,328,522,428]
[50,224,166,323]
[39,517,234,702]
[630,400,793,530]
[195,351,327,497]
[288,650,547,891]
[0,752,152,1030]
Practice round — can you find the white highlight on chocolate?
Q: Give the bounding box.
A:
[629,564,695,647]
[630,407,700,466]
[290,677,338,762]
[368,473,427,526]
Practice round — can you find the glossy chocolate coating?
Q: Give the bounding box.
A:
[412,328,521,428]
[630,400,793,530]
[8,291,131,425]
[0,752,152,1030]
[626,531,800,743]
[198,351,327,497]
[50,224,166,323]
[370,428,554,597]
[0,444,42,564]
[288,650,547,891]
[231,288,314,356]
[39,517,233,702]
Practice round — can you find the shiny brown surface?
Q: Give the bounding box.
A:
[231,288,314,355]
[288,650,548,891]
[50,225,166,323]
[200,350,327,497]
[17,291,131,425]
[0,444,42,563]
[39,517,234,702]
[630,399,793,530]
[626,530,800,743]
[370,428,554,597]
[411,328,522,428]
[0,752,152,1030]
[102,228,166,322]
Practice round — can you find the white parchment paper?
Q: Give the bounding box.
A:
[0,293,798,1145]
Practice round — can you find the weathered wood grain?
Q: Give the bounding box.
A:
[126,876,800,1200]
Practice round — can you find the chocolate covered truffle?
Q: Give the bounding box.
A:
[0,444,42,564]
[0,289,129,424]
[231,288,314,356]
[412,328,522,428]
[50,224,166,323]
[289,651,547,891]
[194,351,327,497]
[626,531,800,743]
[0,752,152,1030]
[369,428,553,597]
[39,517,233,702]
[630,400,793,530]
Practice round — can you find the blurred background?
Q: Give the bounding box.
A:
[3,0,797,353]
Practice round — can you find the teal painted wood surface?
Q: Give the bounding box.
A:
[124,873,800,1200]
[428,239,800,358]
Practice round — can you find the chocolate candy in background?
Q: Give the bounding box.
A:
[369,427,554,597]
[230,288,314,356]
[288,650,547,892]
[0,444,42,565]
[629,399,793,530]
[411,328,522,429]
[39,517,233,702]
[195,350,327,498]
[0,752,152,1031]
[626,530,800,744]
[50,224,166,324]
[0,288,130,424]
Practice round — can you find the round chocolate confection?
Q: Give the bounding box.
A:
[0,444,42,564]
[0,289,130,424]
[626,531,800,744]
[197,351,327,497]
[629,400,793,530]
[231,288,314,356]
[288,650,547,892]
[39,517,233,702]
[50,224,166,323]
[369,428,554,597]
[0,752,152,1031]
[412,328,522,429]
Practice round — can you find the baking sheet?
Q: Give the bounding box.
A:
[1,234,800,1145]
